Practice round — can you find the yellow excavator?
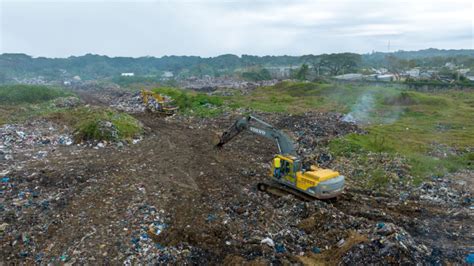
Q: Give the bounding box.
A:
[217,115,345,199]
[141,89,178,115]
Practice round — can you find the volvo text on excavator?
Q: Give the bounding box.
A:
[217,115,345,199]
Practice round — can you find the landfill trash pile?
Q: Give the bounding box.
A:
[0,120,73,171]
[179,76,279,91]
[340,222,432,264]
[69,82,174,114]
[70,82,129,106]
[1,105,472,264]
[110,92,146,113]
[413,171,473,205]
[274,112,365,165]
[73,120,121,143]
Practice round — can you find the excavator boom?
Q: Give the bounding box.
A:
[217,115,295,155]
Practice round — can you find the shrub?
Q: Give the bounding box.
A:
[57,108,143,142]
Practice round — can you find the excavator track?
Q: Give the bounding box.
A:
[257,181,317,201]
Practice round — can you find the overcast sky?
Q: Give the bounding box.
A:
[1,0,473,58]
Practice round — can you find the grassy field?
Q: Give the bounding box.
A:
[0,85,75,125]
[0,84,72,104]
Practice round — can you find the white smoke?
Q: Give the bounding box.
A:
[342,91,404,125]
[342,92,375,124]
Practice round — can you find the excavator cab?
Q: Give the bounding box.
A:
[271,155,297,184]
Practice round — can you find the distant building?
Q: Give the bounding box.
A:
[376,74,395,82]
[406,68,420,78]
[375,68,388,74]
[334,73,363,80]
[445,62,456,70]
[458,68,470,75]
[161,71,174,78]
[73,75,81,81]
[419,72,432,79]
[364,74,377,81]
[121,73,135,77]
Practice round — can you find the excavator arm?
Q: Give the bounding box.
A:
[216,115,296,155]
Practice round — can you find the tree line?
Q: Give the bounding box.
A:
[1,49,473,83]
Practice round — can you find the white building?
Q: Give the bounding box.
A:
[445,62,456,70]
[375,68,388,74]
[458,68,470,75]
[334,73,363,80]
[121,73,135,77]
[376,74,395,81]
[162,71,174,78]
[406,68,420,78]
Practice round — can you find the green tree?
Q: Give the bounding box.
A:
[295,64,309,80]
[242,68,272,81]
[320,53,362,75]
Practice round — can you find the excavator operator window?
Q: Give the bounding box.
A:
[281,160,291,175]
[293,160,301,173]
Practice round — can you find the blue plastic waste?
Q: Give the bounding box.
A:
[466,253,474,264]
[140,233,149,240]
[206,214,217,222]
[275,243,286,253]
[60,254,69,262]
[35,253,44,262]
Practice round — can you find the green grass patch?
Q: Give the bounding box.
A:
[0,84,72,104]
[0,85,76,125]
[50,108,143,142]
[367,168,390,188]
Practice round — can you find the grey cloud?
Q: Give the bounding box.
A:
[0,0,472,57]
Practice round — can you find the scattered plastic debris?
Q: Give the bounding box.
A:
[261,237,275,247]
